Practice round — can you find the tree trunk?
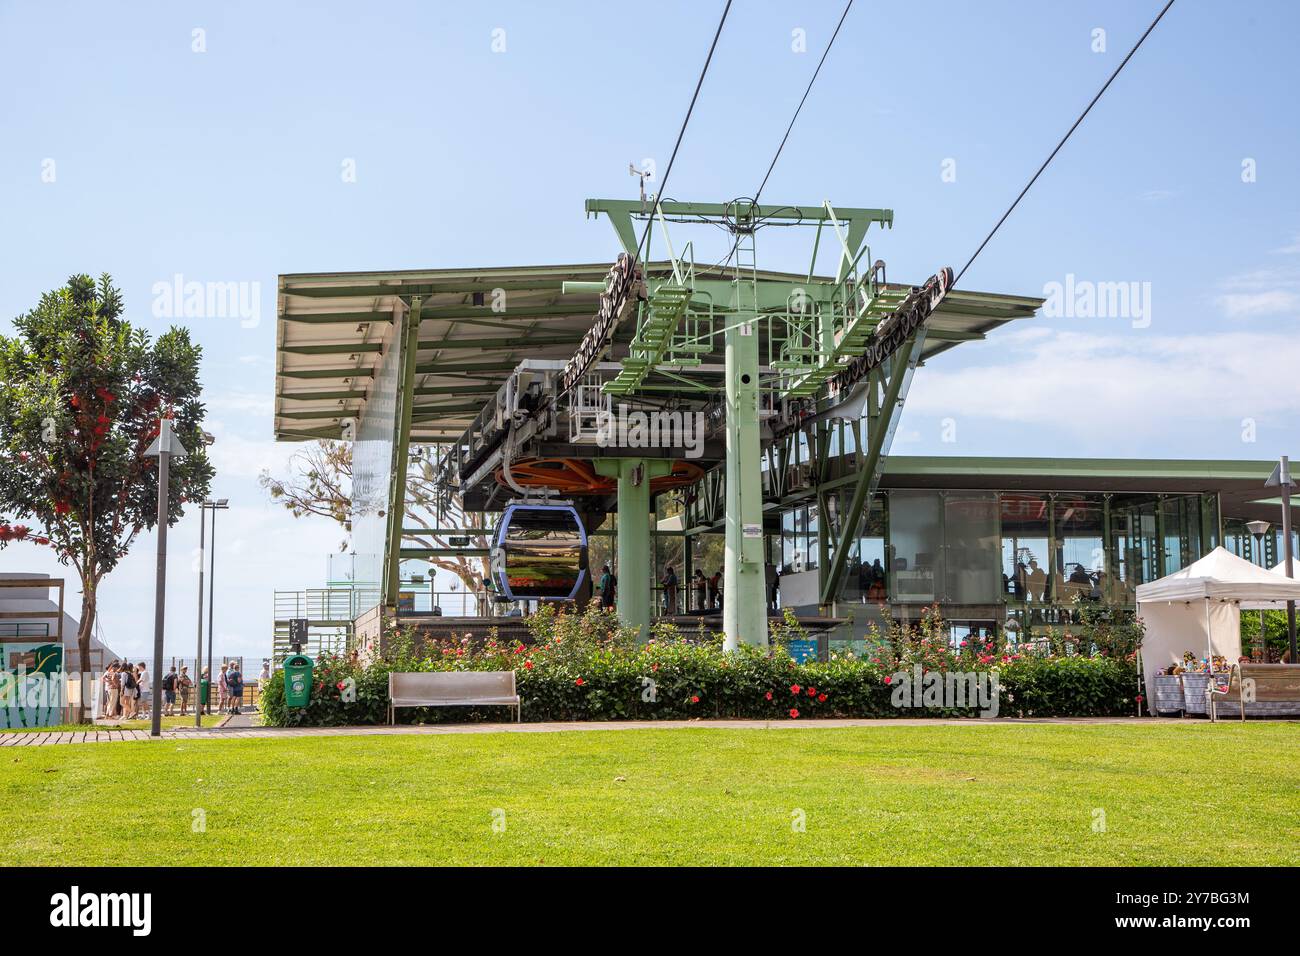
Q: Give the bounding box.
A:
[75,580,96,724]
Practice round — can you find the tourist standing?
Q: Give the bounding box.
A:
[661,565,678,616]
[120,662,137,719]
[693,569,707,611]
[217,662,229,714]
[102,663,120,719]
[226,661,244,715]
[597,565,615,609]
[162,666,178,716]
[177,665,193,716]
[136,662,150,719]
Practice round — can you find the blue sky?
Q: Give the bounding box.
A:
[2,0,1298,661]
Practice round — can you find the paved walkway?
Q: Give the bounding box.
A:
[0,715,1196,747]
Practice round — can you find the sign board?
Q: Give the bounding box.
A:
[398,591,415,613]
[743,523,762,539]
[288,618,309,646]
[1266,459,1294,488]
[787,639,818,664]
[448,536,470,547]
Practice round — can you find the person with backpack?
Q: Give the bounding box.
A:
[226,662,244,715]
[597,565,616,609]
[120,662,138,718]
[162,666,178,716]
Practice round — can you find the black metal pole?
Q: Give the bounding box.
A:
[206,505,217,712]
[194,504,206,727]
[150,445,170,739]
[1282,457,1297,661]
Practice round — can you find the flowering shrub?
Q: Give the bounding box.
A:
[261,604,1137,727]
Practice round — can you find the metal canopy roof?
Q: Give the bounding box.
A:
[880,455,1295,521]
[275,262,1042,443]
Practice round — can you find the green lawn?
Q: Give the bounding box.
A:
[3,723,1297,866]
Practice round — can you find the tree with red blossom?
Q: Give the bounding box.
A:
[0,274,213,721]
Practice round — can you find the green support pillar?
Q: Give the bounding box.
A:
[383,296,421,609]
[723,308,769,651]
[594,458,672,638]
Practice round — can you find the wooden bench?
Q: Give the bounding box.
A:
[1209,663,1300,722]
[388,671,521,724]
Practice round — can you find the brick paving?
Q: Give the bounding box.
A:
[0,715,1205,747]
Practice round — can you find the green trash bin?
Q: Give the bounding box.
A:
[283,654,314,708]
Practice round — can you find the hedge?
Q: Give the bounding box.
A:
[261,606,1141,726]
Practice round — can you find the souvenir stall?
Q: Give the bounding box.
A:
[1136,547,1300,716]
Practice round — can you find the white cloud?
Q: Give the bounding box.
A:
[204,422,299,479]
[908,329,1300,435]
[206,390,274,416]
[1216,290,1300,319]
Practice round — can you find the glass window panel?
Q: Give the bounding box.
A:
[1053,495,1104,604]
[1000,494,1050,604]
[888,492,941,604]
[943,493,999,604]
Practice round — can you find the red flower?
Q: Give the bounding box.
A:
[54,501,70,515]
[690,695,700,704]
[514,645,525,654]
[764,691,773,701]
[789,708,799,719]
[790,684,801,695]
[817,693,827,702]
[335,681,345,691]
[884,675,892,685]
[574,678,584,686]
[524,660,534,670]
[807,686,816,697]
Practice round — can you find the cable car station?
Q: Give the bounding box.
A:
[274,198,1288,657]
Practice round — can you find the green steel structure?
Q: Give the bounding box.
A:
[274,198,1296,654]
[275,198,1045,648]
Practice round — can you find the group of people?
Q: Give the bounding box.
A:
[100,661,150,720]
[160,662,247,716]
[101,660,248,719]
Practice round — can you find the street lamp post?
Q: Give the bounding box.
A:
[1264,457,1298,661]
[1247,519,1270,661]
[193,435,216,729]
[202,498,229,717]
[145,418,190,739]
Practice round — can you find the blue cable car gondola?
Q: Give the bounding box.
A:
[491,502,588,602]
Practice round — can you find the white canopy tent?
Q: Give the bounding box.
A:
[1135,547,1300,703]
[1242,560,1298,610]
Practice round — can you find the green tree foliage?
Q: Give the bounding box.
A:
[0,274,212,719]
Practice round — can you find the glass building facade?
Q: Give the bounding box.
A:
[771,486,1223,645]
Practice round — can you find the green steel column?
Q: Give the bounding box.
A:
[595,458,671,638]
[384,296,421,609]
[723,310,768,651]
